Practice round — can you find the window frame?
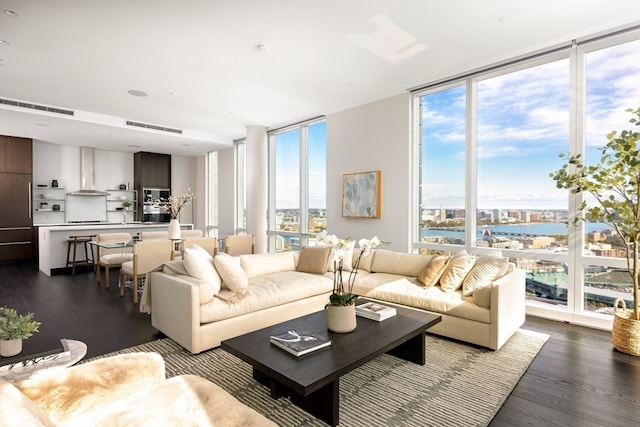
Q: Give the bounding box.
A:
[411,28,639,329]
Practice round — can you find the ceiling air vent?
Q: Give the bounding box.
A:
[0,98,75,116]
[125,120,183,134]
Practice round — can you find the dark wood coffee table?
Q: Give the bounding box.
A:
[221,300,441,426]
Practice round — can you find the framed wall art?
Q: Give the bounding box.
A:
[342,170,381,219]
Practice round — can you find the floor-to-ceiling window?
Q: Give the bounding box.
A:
[268,119,326,252]
[414,29,639,328]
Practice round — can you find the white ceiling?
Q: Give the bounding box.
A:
[0,0,638,156]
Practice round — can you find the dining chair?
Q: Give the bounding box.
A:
[119,239,173,304]
[138,231,169,241]
[183,236,218,257]
[180,229,203,239]
[95,233,133,288]
[224,234,255,256]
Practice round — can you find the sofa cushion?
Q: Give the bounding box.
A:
[439,251,476,292]
[296,246,332,274]
[370,249,431,277]
[353,248,375,272]
[417,255,450,287]
[183,246,221,301]
[473,284,493,308]
[214,253,248,294]
[363,277,490,324]
[200,271,332,323]
[240,251,296,279]
[462,256,509,296]
[0,380,54,427]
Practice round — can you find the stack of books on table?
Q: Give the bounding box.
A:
[356,302,397,321]
[269,330,332,357]
[0,336,70,371]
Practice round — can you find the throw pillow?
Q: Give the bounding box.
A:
[439,251,476,292]
[326,242,356,272]
[462,256,510,296]
[183,247,221,302]
[213,253,249,294]
[417,255,450,288]
[296,246,332,274]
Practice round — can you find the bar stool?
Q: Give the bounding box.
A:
[66,235,96,275]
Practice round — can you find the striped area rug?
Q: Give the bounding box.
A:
[87,329,548,426]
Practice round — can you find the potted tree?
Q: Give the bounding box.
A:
[0,307,41,357]
[550,107,639,356]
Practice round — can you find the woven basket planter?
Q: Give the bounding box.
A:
[612,298,640,356]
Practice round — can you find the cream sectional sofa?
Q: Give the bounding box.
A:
[149,247,525,354]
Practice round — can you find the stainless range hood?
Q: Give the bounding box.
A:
[68,147,110,196]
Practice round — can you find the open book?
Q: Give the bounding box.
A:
[270,330,331,356]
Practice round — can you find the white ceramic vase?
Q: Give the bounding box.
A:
[168,218,181,240]
[326,304,357,333]
[0,339,22,357]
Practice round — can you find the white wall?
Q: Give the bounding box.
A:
[33,141,134,192]
[171,154,201,228]
[326,93,412,252]
[32,142,203,226]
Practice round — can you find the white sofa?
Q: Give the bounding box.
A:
[149,247,525,354]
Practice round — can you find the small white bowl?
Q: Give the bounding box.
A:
[42,193,55,199]
[117,195,128,200]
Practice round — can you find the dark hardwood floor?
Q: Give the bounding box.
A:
[2,260,638,426]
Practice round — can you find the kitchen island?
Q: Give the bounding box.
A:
[37,222,193,276]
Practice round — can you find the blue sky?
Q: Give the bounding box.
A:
[275,122,326,209]
[421,39,640,210]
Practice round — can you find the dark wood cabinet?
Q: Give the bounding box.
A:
[134,152,171,189]
[0,136,32,173]
[134,152,171,221]
[0,136,34,261]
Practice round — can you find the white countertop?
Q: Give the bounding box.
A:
[36,222,169,230]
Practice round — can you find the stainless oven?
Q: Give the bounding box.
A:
[142,188,171,223]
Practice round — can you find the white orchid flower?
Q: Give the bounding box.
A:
[370,236,380,247]
[316,230,328,246]
[326,234,339,247]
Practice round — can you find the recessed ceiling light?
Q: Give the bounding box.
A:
[35,123,51,127]
[127,89,149,97]
[169,92,179,96]
[128,144,142,148]
[3,10,18,18]
[256,44,270,52]
[0,40,9,46]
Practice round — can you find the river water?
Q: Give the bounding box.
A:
[422,222,612,239]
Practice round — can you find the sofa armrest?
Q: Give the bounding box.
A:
[13,353,165,425]
[489,266,526,350]
[150,271,201,353]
